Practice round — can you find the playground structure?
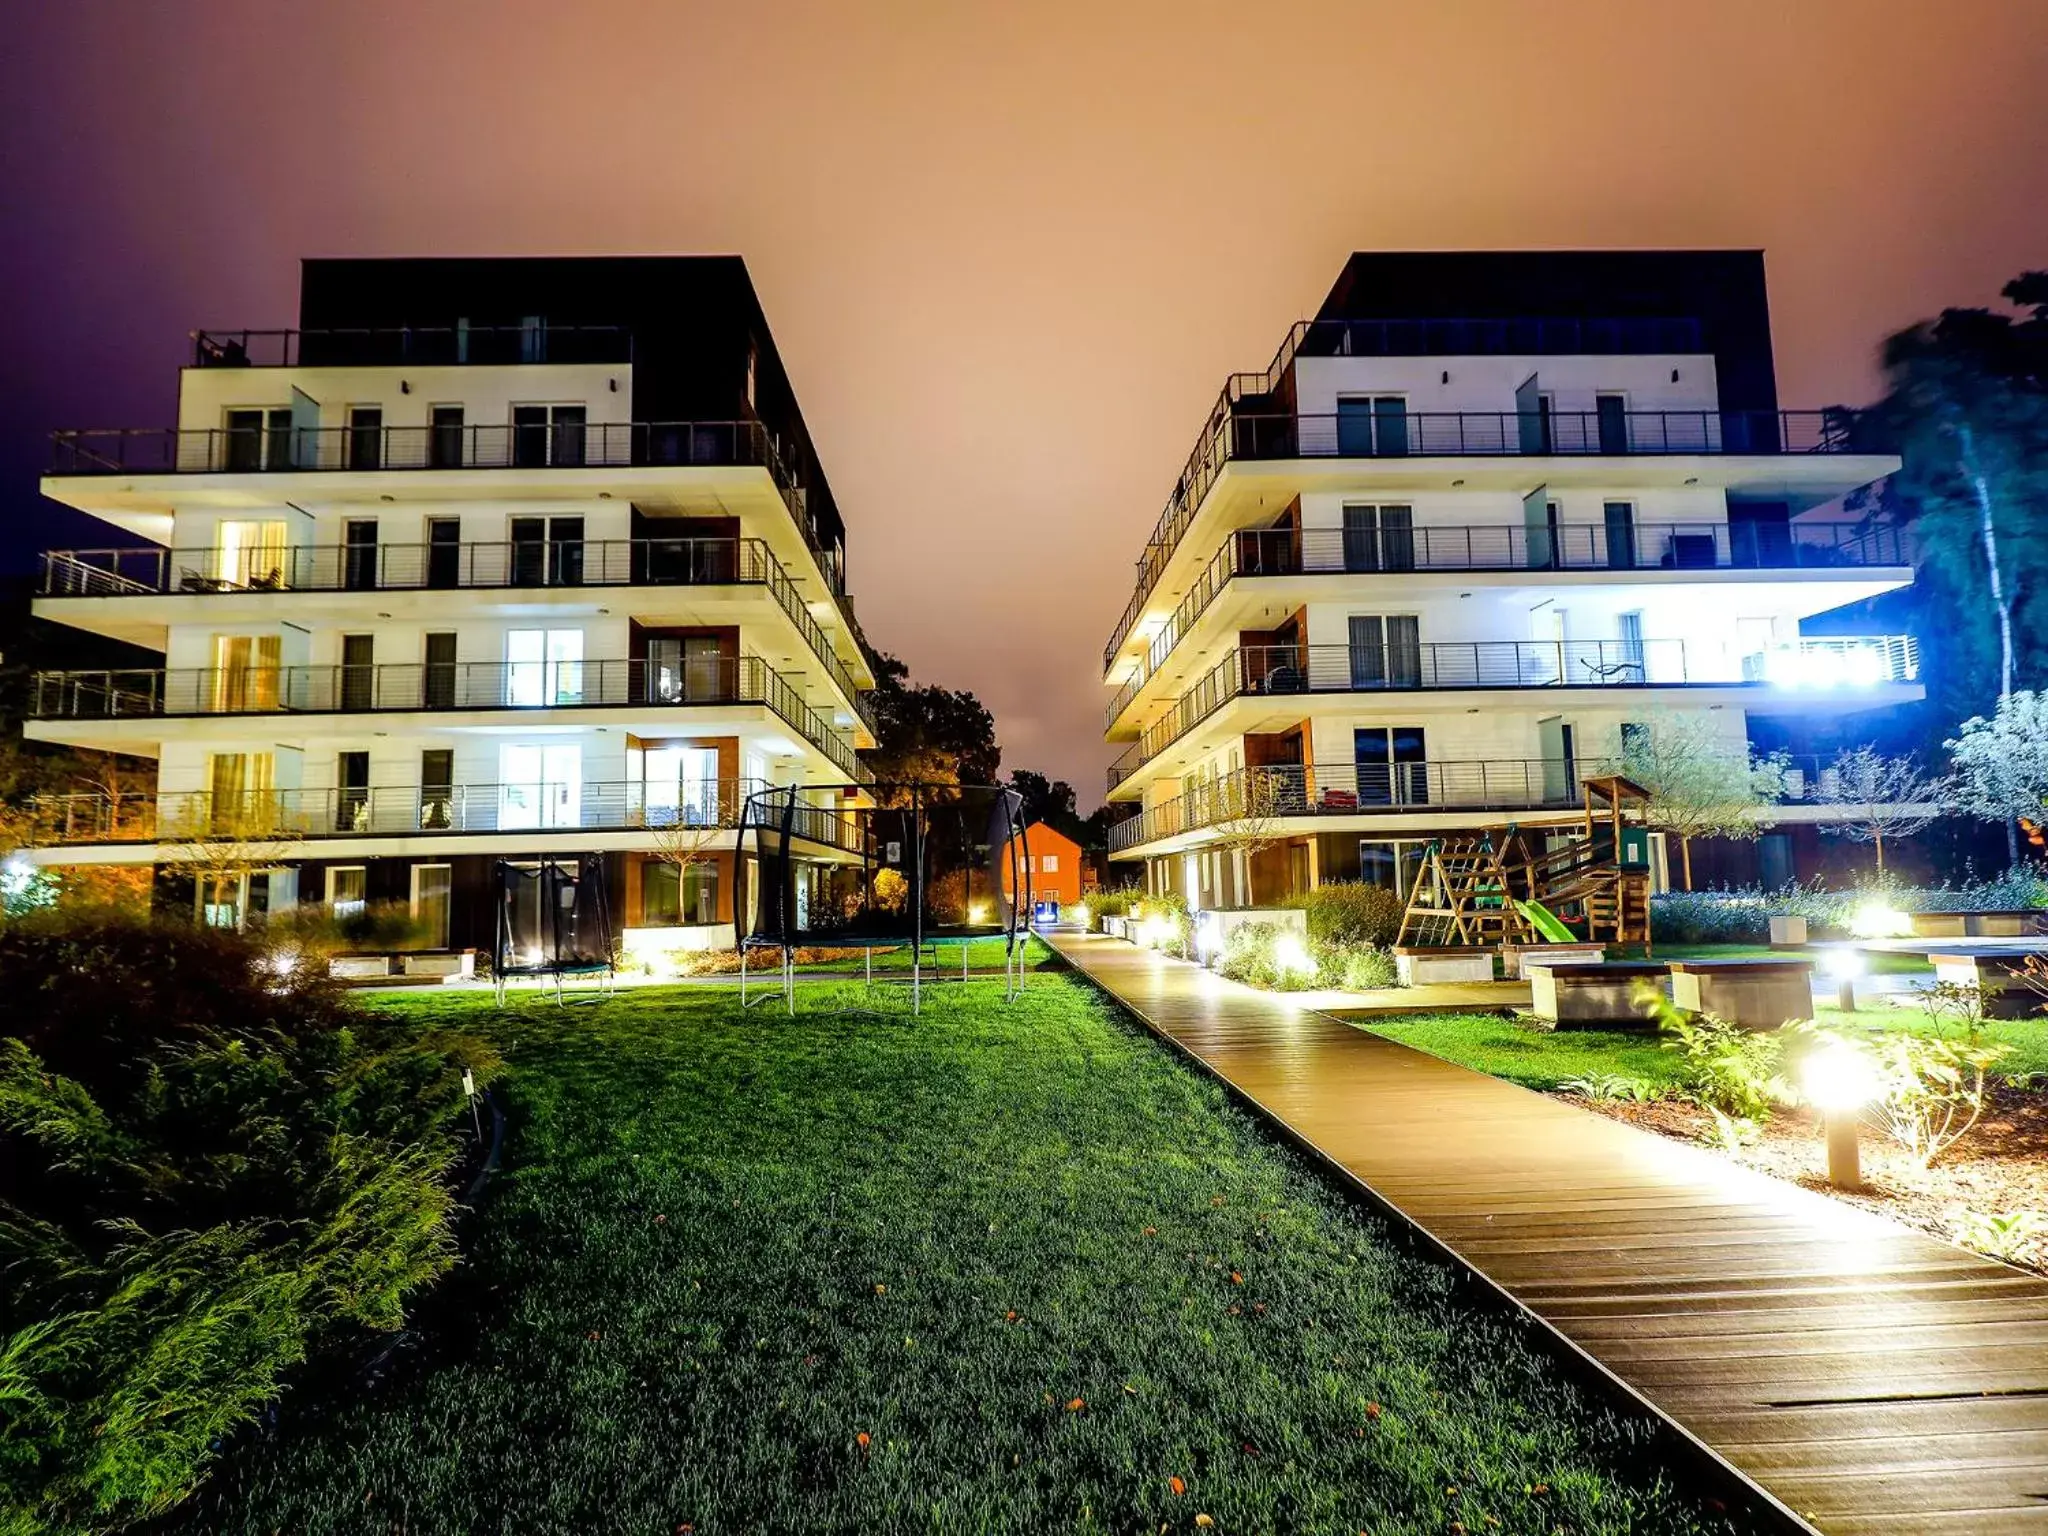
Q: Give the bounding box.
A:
[1395,774,1654,951]
[735,781,1033,1014]
[492,855,617,1003]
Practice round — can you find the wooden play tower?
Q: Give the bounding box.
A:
[1395,774,1655,949]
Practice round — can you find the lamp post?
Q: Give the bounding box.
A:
[1823,947,1865,1012]
[1800,1039,1880,1190]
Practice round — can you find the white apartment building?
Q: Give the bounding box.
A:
[26,257,875,956]
[1102,252,1919,903]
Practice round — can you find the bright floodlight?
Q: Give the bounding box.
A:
[1802,1038,1881,1114]
[1273,931,1316,977]
[1822,947,1865,979]
[1848,903,1914,940]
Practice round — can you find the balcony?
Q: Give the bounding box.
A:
[40,537,873,734]
[29,656,869,782]
[1106,635,1920,792]
[1109,752,1869,855]
[191,325,633,369]
[45,419,846,597]
[30,780,859,853]
[1105,519,1911,724]
[1104,404,1872,672]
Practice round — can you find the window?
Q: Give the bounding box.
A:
[211,634,281,711]
[1347,615,1421,688]
[207,751,275,833]
[427,518,462,588]
[223,407,292,472]
[1355,727,1428,805]
[429,405,465,469]
[643,745,721,826]
[348,407,383,471]
[1340,504,1415,573]
[1595,393,1628,454]
[512,404,587,468]
[411,864,452,948]
[420,748,454,829]
[215,520,288,588]
[344,518,379,590]
[1336,395,1408,456]
[642,857,719,926]
[506,629,584,706]
[423,632,458,709]
[1620,721,1651,757]
[337,750,370,831]
[509,515,584,586]
[1618,611,1647,680]
[1042,854,1060,873]
[499,743,580,829]
[340,633,375,711]
[327,866,367,919]
[1602,501,1637,569]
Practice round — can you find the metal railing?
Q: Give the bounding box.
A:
[45,418,847,597]
[1105,636,1920,791]
[192,325,634,369]
[1103,403,1873,671]
[30,780,860,852]
[1105,518,1911,725]
[29,656,868,782]
[1109,752,1856,853]
[39,537,874,733]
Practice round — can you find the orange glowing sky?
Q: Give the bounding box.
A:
[4,0,2046,802]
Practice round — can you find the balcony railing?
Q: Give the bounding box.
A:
[1103,404,1873,672]
[1105,636,1920,791]
[45,418,846,597]
[29,656,868,782]
[1109,753,1864,854]
[40,537,873,733]
[30,780,859,852]
[1105,519,1911,724]
[192,325,634,369]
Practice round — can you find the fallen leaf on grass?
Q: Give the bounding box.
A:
[1169,1476,1185,1496]
[874,1283,887,1295]
[1143,1225,1157,1236]
[1067,1397,1085,1412]
[1230,1272,1243,1285]
[1195,1516,1215,1529]
[1364,1402,1382,1420]
[855,1432,871,1451]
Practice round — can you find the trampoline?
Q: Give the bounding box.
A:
[734,781,1032,1014]
[492,855,616,1004]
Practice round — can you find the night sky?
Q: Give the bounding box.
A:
[4,1,2047,804]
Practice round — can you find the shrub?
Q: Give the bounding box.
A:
[1130,892,1195,959]
[1325,940,1397,991]
[1952,1208,2048,1264]
[1559,1072,1665,1103]
[1649,866,2048,946]
[1086,888,1139,931]
[0,911,498,1534]
[1865,1031,2010,1167]
[1639,983,1789,1118]
[1215,921,1318,991]
[1286,882,1405,947]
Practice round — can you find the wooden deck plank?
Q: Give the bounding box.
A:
[1046,932,2048,1536]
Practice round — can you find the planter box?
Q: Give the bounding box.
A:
[1667,958,1815,1030]
[1196,907,1306,967]
[401,950,476,981]
[1100,915,1129,941]
[329,954,395,980]
[1768,914,1808,947]
[1931,952,2043,1017]
[1499,942,1606,979]
[1526,960,1669,1029]
[1394,946,1496,985]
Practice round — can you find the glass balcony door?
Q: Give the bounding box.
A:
[499,743,580,830]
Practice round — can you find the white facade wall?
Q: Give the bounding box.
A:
[1290,352,1720,420]
[177,363,632,436]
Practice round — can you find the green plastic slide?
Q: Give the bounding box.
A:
[1515,899,1579,944]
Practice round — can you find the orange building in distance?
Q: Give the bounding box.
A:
[1004,821,1084,910]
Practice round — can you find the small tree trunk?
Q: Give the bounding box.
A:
[1874,829,1886,876]
[1680,836,1694,891]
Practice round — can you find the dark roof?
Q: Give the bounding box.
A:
[1312,250,1779,411]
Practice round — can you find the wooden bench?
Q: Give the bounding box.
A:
[1908,909,2044,940]
[1525,960,1669,1030]
[1498,941,1607,979]
[1666,957,1816,1030]
[1904,944,2047,1018]
[1393,945,1496,985]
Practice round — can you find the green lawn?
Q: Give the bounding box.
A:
[175,976,1734,1535]
[1646,942,1934,976]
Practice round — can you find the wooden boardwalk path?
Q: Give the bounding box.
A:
[1046,931,2048,1534]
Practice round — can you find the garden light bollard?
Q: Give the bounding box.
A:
[1800,1039,1881,1190]
[1824,947,1864,1012]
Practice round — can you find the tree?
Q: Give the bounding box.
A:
[1004,768,1089,845]
[863,651,1000,791]
[1947,691,2048,834]
[645,809,726,922]
[1813,745,1947,874]
[1620,713,1785,890]
[156,796,302,925]
[1204,767,1286,903]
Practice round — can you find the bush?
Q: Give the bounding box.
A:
[1325,940,1397,990]
[1086,887,1139,931]
[1650,866,2048,945]
[1130,891,1195,959]
[1638,983,1789,1118]
[0,911,498,1534]
[1285,882,1405,947]
[1213,923,1395,993]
